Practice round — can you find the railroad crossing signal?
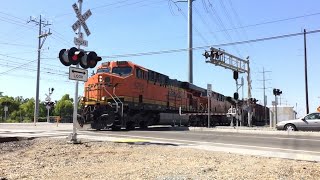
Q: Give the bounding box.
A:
[59,47,102,69]
[273,89,282,96]
[71,3,91,36]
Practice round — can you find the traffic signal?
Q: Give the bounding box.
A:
[82,51,102,69]
[203,51,210,59]
[58,47,102,69]
[273,88,282,96]
[44,101,55,107]
[233,92,239,100]
[233,71,238,80]
[248,98,258,104]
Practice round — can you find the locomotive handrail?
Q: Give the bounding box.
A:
[113,87,124,118]
[103,86,119,113]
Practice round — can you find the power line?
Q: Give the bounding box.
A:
[214,11,320,33]
[218,0,250,54]
[0,11,27,22]
[0,53,65,70]
[193,6,220,43]
[0,59,37,75]
[226,0,251,44]
[206,0,242,57]
[101,29,320,58]
[171,1,209,46]
[0,42,35,48]
[54,0,165,18]
[0,62,67,76]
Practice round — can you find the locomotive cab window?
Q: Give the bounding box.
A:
[112,67,132,76]
[97,68,110,74]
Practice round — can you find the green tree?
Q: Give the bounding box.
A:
[20,98,35,122]
[54,94,73,118]
[0,96,20,122]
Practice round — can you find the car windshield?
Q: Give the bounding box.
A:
[96,68,110,74]
[112,66,132,76]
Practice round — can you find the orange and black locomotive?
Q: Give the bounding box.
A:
[79,61,234,130]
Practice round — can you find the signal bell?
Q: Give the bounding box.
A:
[58,47,102,69]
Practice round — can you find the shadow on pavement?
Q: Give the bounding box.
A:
[136,126,190,132]
[115,141,179,146]
[0,137,35,143]
[88,126,190,132]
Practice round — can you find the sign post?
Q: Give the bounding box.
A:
[4,106,8,121]
[70,0,91,144]
[207,84,212,128]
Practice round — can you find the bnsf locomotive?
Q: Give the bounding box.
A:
[79,61,236,130]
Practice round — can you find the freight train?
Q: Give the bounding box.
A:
[78,61,266,130]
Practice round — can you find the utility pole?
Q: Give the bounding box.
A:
[247,58,252,127]
[258,67,271,125]
[177,0,193,83]
[304,29,309,114]
[188,0,193,83]
[28,15,52,126]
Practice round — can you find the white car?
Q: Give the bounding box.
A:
[276,112,320,131]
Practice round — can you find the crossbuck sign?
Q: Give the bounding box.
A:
[72,3,91,36]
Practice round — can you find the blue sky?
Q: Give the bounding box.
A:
[0,0,320,117]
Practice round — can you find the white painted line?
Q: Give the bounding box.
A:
[95,133,320,155]
[161,131,320,142]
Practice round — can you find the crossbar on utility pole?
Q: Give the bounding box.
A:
[28,15,52,126]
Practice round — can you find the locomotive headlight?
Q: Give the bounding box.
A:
[81,97,86,101]
[98,75,103,82]
[101,96,106,101]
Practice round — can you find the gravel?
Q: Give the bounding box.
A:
[1,138,320,180]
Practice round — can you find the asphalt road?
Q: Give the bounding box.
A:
[1,123,320,162]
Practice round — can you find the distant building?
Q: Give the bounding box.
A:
[268,105,296,127]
